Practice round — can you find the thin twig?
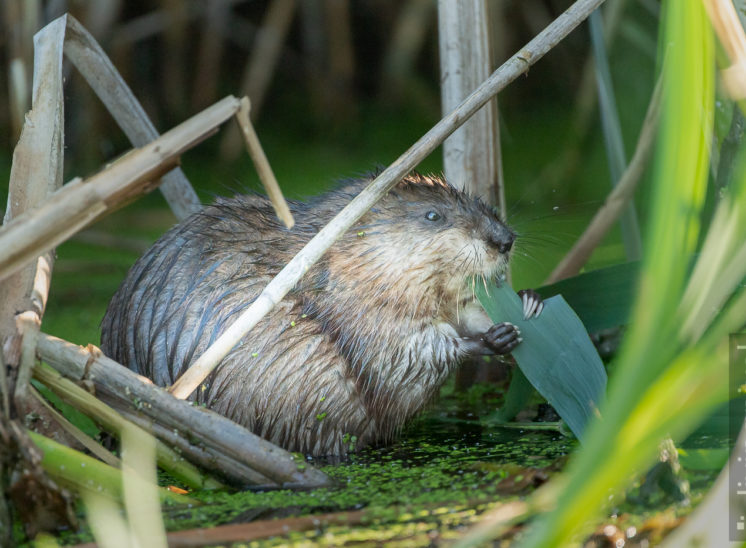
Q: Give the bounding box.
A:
[545,75,662,284]
[168,0,608,400]
[236,97,294,228]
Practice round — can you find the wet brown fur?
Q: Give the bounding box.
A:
[101,173,514,456]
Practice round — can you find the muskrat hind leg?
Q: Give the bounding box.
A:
[482,322,522,355]
[517,289,544,320]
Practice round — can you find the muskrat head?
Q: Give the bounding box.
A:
[339,173,514,296]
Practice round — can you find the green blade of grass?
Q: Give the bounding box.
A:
[511,1,717,545]
[477,282,607,439]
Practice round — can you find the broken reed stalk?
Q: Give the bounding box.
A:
[32,363,225,490]
[545,75,662,284]
[169,0,608,400]
[438,0,502,207]
[0,13,65,346]
[0,95,242,284]
[36,333,332,488]
[62,14,201,220]
[237,97,294,228]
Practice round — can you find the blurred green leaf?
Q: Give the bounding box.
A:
[511,2,720,546]
[677,448,729,471]
[477,282,607,440]
[538,261,639,332]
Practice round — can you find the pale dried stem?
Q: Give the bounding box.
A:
[236,97,295,228]
[1,16,65,429]
[438,0,501,207]
[168,0,608,400]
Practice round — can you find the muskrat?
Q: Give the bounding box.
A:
[101,173,543,456]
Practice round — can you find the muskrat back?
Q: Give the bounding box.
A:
[101,173,535,456]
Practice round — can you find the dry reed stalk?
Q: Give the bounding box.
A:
[0,15,66,340]
[62,15,201,219]
[36,333,332,488]
[0,95,242,285]
[1,15,65,450]
[545,76,661,284]
[704,0,746,99]
[168,0,608,400]
[236,97,294,228]
[438,0,503,208]
[220,0,296,159]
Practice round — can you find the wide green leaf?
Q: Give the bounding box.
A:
[477,281,607,440]
[538,261,640,333]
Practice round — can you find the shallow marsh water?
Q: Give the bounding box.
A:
[49,375,722,546]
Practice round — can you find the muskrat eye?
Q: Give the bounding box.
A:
[425,211,441,222]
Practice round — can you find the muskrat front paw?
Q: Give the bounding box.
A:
[518,289,544,320]
[483,322,522,355]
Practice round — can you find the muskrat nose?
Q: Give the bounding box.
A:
[497,236,513,254]
[488,229,514,254]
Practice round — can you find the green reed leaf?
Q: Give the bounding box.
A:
[477,282,607,440]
